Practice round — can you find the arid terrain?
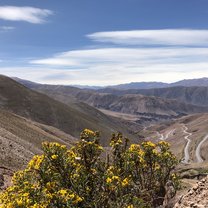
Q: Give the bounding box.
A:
[0,109,78,190]
[1,75,208,206]
[14,76,208,166]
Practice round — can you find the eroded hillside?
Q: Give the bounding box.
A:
[0,75,138,146]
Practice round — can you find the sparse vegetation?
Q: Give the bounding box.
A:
[0,129,179,208]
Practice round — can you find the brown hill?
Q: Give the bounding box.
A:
[0,109,77,171]
[0,109,79,191]
[99,86,208,107]
[0,75,137,145]
[18,81,208,118]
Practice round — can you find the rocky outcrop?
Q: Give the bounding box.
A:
[174,176,208,207]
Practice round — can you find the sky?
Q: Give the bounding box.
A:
[1,0,208,85]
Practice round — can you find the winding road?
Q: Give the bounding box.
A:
[156,124,207,164]
[164,129,175,140]
[157,132,164,140]
[157,129,175,141]
[195,134,208,163]
[182,125,192,164]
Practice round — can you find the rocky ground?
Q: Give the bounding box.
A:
[174,176,208,207]
[0,167,13,191]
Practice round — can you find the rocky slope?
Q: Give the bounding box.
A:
[0,75,137,145]
[174,176,208,207]
[99,86,208,107]
[13,78,208,121]
[0,109,77,171]
[0,109,79,191]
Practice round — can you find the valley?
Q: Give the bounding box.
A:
[141,113,208,165]
[1,75,208,201]
[2,2,208,206]
[12,76,208,167]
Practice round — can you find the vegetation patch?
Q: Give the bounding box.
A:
[0,129,179,207]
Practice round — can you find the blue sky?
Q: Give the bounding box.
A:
[1,0,208,85]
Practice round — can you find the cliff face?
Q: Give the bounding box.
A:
[174,176,208,207]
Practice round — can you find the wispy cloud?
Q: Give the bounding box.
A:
[0,26,15,32]
[0,6,53,24]
[4,29,208,85]
[30,47,208,67]
[27,47,208,85]
[2,63,208,86]
[87,29,208,46]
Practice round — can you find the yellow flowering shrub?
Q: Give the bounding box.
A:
[0,130,179,208]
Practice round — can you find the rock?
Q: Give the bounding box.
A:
[193,185,198,191]
[174,176,208,207]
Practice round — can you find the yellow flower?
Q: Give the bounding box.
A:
[58,189,68,196]
[122,178,129,187]
[158,141,170,147]
[16,198,23,206]
[51,155,58,160]
[106,177,112,184]
[61,145,66,149]
[83,129,96,136]
[73,196,83,204]
[127,205,133,208]
[142,141,156,149]
[68,193,75,199]
[98,145,103,150]
[171,173,176,179]
[22,192,29,197]
[129,144,140,152]
[28,155,44,169]
[112,176,120,181]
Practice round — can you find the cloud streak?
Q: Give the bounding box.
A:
[27,46,208,85]
[0,6,53,24]
[0,26,15,32]
[2,63,208,86]
[4,29,208,85]
[30,47,208,67]
[87,29,208,46]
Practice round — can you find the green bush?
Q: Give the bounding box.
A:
[0,129,179,207]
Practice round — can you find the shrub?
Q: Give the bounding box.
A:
[0,129,179,207]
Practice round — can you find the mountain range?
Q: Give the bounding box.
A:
[14,77,208,123]
[108,77,208,90]
[99,86,208,106]
[0,75,208,193]
[14,77,208,90]
[0,75,137,146]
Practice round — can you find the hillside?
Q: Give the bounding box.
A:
[77,93,207,116]
[13,78,208,122]
[141,113,208,164]
[0,75,137,145]
[99,86,208,107]
[109,81,168,90]
[0,109,78,170]
[0,109,79,190]
[171,77,208,87]
[106,77,208,90]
